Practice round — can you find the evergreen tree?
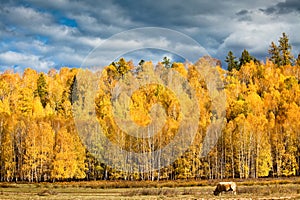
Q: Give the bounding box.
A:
[278,32,294,66]
[136,59,145,73]
[225,51,238,71]
[35,73,49,108]
[162,56,171,68]
[296,53,300,66]
[268,42,281,67]
[138,59,145,66]
[269,33,294,67]
[239,49,252,68]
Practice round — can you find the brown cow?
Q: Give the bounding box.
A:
[214,182,237,196]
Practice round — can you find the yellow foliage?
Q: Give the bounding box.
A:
[1,56,300,181]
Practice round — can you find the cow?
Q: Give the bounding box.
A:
[213,182,237,196]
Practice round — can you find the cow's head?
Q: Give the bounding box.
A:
[213,189,219,196]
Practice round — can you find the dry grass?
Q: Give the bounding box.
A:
[122,188,180,197]
[47,179,211,189]
[0,178,300,199]
[37,189,58,196]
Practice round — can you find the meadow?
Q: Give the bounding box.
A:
[1,178,300,199]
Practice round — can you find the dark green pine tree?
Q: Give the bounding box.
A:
[225,51,238,71]
[296,53,300,67]
[239,49,252,68]
[69,75,78,104]
[35,73,49,108]
[162,56,171,68]
[278,32,294,66]
[268,41,281,67]
[136,59,145,73]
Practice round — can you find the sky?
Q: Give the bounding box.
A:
[0,0,300,72]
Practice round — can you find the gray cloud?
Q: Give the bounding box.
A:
[236,10,249,16]
[0,0,300,71]
[236,9,252,21]
[261,0,300,15]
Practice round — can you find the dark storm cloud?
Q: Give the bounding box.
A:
[109,0,245,59]
[236,10,252,21]
[261,0,300,15]
[236,10,249,16]
[112,0,234,27]
[26,0,136,36]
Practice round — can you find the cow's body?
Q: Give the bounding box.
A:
[214,182,237,196]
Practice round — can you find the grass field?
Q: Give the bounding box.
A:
[1,178,300,199]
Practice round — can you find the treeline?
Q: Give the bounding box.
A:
[0,34,300,182]
[225,33,299,71]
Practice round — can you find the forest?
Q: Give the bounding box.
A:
[0,33,300,182]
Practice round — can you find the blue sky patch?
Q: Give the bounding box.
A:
[58,17,78,28]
